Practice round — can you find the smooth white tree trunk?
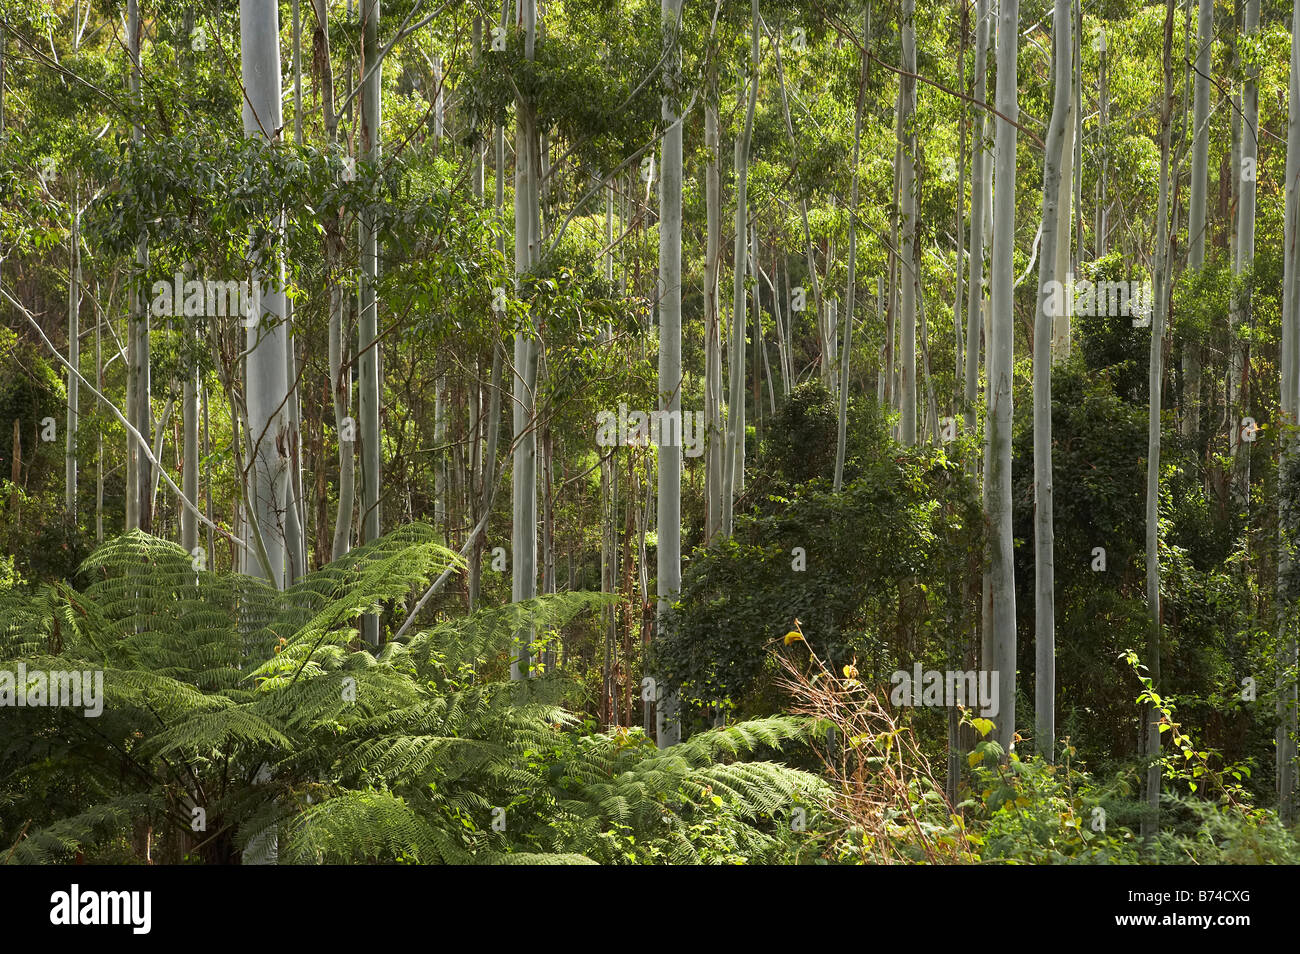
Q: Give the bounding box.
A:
[240,0,293,589]
[359,0,382,638]
[985,0,1019,753]
[1143,0,1176,840]
[511,0,540,679]
[1033,0,1072,762]
[722,3,758,537]
[1181,0,1212,437]
[655,0,685,747]
[899,0,918,445]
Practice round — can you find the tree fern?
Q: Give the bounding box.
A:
[1,527,827,864]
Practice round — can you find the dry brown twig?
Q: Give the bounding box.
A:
[775,632,976,864]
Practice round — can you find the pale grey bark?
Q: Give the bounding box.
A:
[1033,0,1071,762]
[767,24,827,395]
[1050,81,1074,360]
[126,0,150,532]
[181,356,199,555]
[240,0,293,589]
[511,0,540,680]
[985,0,1019,754]
[311,0,356,563]
[66,178,80,520]
[835,11,866,493]
[704,88,724,542]
[1143,0,1176,841]
[899,0,918,445]
[359,0,382,638]
[284,0,307,580]
[722,3,758,538]
[1095,27,1109,256]
[655,0,684,747]
[963,0,990,445]
[1182,0,1212,437]
[1229,0,1259,504]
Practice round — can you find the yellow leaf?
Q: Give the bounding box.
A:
[784,631,805,645]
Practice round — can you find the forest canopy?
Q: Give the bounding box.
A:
[0,0,1298,873]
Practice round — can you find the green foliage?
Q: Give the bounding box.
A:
[0,528,827,864]
[660,409,979,719]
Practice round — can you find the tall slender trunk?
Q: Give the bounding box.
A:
[1050,74,1074,360]
[313,0,356,563]
[835,10,866,492]
[704,83,724,542]
[126,0,150,532]
[770,34,827,395]
[1182,0,1212,438]
[1275,0,1300,826]
[963,0,990,447]
[240,0,293,589]
[722,4,758,537]
[65,177,80,521]
[1143,0,1176,841]
[899,0,918,445]
[655,0,685,747]
[359,0,383,638]
[1033,0,1071,762]
[511,0,540,679]
[1228,0,1259,505]
[283,1,307,581]
[953,2,968,395]
[985,0,1019,754]
[1096,27,1110,257]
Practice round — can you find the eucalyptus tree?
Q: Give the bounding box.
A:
[310,0,356,563]
[239,0,294,588]
[65,167,80,522]
[1181,0,1212,438]
[704,74,723,542]
[655,0,685,747]
[834,8,867,494]
[897,0,917,445]
[1142,0,1177,840]
[1228,0,1260,502]
[962,0,990,447]
[511,0,540,679]
[985,0,1018,753]
[359,0,383,639]
[1032,0,1072,762]
[722,0,759,538]
[1276,0,1300,826]
[126,0,150,532]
